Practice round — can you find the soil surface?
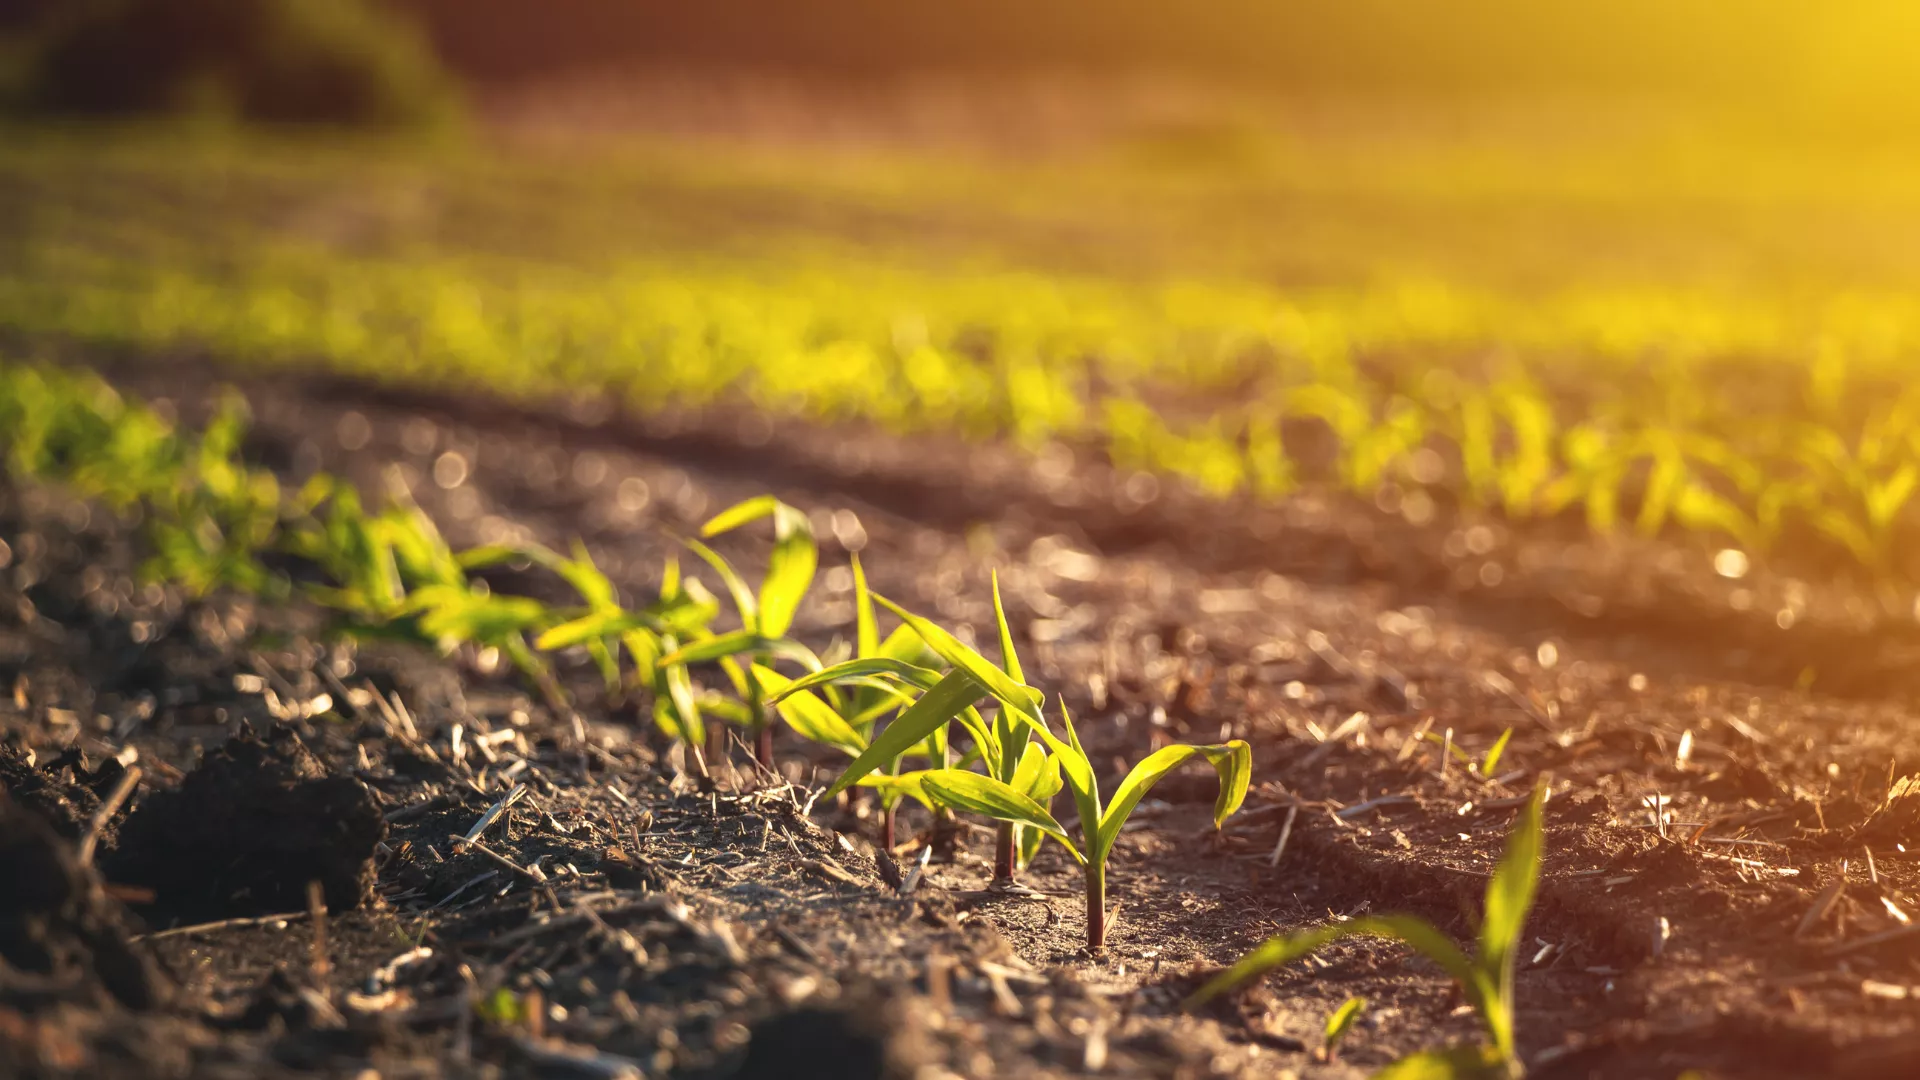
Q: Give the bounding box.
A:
[5,353,1920,1079]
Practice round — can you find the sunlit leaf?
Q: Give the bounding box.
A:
[763,656,944,705]
[657,629,821,670]
[686,538,759,633]
[823,669,984,799]
[1479,728,1513,778]
[752,664,865,753]
[874,593,1043,721]
[852,553,879,658]
[1324,995,1366,1057]
[919,769,1082,863]
[1095,741,1250,863]
[1367,1045,1509,1080]
[1185,914,1477,1011]
[701,496,781,537]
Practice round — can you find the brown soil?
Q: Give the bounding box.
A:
[4,354,1920,1079]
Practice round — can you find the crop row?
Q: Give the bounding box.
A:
[7,235,1920,579]
[2,359,1548,1076]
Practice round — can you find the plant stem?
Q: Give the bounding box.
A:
[880,800,896,851]
[1084,862,1107,952]
[992,822,1016,884]
[748,657,773,769]
[754,723,774,770]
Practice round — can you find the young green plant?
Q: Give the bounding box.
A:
[769,578,1039,861]
[670,496,818,768]
[919,701,1250,952]
[806,583,1249,942]
[1186,785,1547,1079]
[1319,996,1367,1064]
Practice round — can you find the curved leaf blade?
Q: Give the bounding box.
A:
[919,769,1083,864]
[1185,914,1477,1011]
[1368,1045,1509,1080]
[1095,740,1251,863]
[823,669,984,800]
[658,630,821,670]
[752,665,865,753]
[686,538,759,634]
[701,496,780,537]
[759,504,816,638]
[873,594,1043,721]
[990,570,1024,684]
[763,657,944,705]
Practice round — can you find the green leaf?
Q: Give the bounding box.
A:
[758,503,816,638]
[687,538,759,634]
[1479,786,1545,971]
[1423,730,1475,764]
[1475,784,1546,1059]
[951,704,1003,780]
[918,769,1083,864]
[660,554,683,601]
[874,594,1043,721]
[823,669,984,800]
[1011,742,1064,869]
[475,986,529,1026]
[989,571,1032,782]
[661,644,706,747]
[1017,819,1047,868]
[555,540,619,610]
[1009,741,1062,799]
[858,770,936,811]
[1185,924,1351,1009]
[1185,914,1478,1011]
[752,665,865,753]
[877,624,941,666]
[535,610,652,651]
[406,585,549,647]
[990,570,1024,684]
[1480,728,1514,778]
[1324,995,1366,1056]
[657,629,822,670]
[453,543,525,570]
[1042,700,1104,846]
[1094,740,1251,863]
[763,657,945,705]
[1368,1045,1509,1080]
[701,497,815,638]
[701,496,782,537]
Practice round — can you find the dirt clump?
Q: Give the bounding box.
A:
[0,743,132,843]
[0,791,168,1012]
[105,722,384,922]
[731,995,930,1080]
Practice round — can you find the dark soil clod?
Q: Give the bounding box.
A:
[0,743,130,843]
[0,791,168,1012]
[105,722,384,923]
[730,997,927,1080]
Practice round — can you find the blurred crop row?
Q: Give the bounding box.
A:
[7,129,1920,581]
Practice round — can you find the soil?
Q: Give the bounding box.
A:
[4,352,1920,1079]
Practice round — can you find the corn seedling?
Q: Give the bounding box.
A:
[1424,727,1514,780]
[835,555,952,848]
[656,496,818,767]
[1320,996,1367,1063]
[918,700,1250,951]
[770,583,1012,852]
[1187,784,1546,1078]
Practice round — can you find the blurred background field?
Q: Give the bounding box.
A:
[10,1,1920,583]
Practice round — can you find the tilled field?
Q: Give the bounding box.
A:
[5,360,1920,1079]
